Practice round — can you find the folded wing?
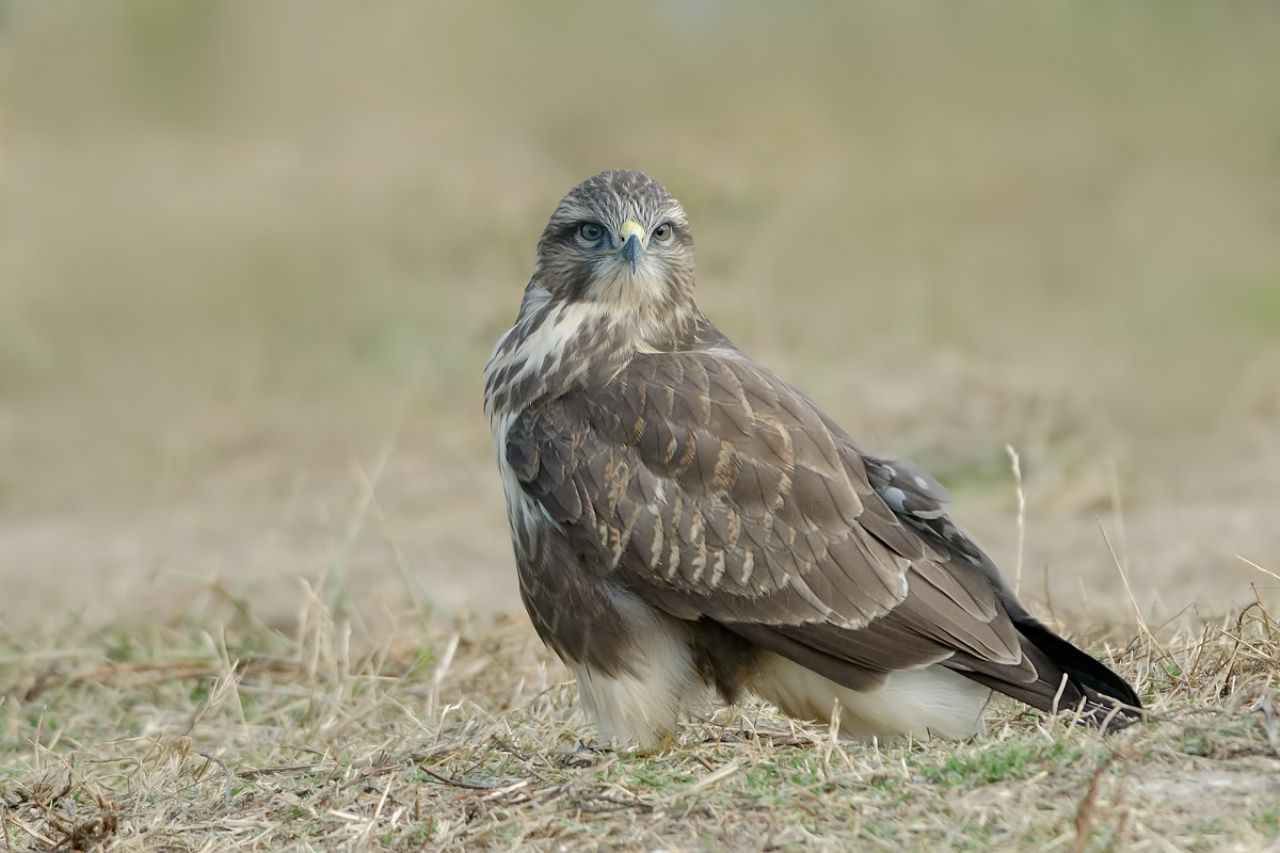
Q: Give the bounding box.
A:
[506,345,1139,722]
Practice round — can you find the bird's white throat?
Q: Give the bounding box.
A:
[483,283,697,431]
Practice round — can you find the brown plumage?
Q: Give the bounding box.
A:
[484,170,1142,746]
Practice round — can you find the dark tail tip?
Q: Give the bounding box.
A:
[1017,619,1143,729]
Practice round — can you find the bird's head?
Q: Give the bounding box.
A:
[530,171,697,346]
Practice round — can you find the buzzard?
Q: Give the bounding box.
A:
[484,170,1141,747]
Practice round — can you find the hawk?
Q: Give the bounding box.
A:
[484,170,1141,746]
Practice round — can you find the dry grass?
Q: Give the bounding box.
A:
[2,582,1278,851]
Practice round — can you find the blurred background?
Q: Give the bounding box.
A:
[2,2,1278,633]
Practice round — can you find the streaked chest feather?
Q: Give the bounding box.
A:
[484,297,609,543]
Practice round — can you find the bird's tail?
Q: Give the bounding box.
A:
[964,617,1143,731]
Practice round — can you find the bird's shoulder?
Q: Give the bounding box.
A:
[507,342,852,503]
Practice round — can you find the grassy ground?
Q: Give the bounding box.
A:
[3,591,1279,850]
[3,3,1280,849]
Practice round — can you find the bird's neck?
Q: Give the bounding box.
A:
[483,286,706,426]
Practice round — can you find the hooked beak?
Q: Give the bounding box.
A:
[618,220,645,272]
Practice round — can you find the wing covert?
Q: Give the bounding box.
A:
[508,349,917,628]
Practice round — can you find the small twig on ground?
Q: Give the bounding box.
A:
[238,763,337,779]
[196,753,235,806]
[418,766,527,792]
[686,761,742,795]
[1072,748,1127,853]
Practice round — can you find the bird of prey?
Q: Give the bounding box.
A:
[484,170,1141,747]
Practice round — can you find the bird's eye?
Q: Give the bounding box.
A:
[652,222,673,242]
[577,222,604,243]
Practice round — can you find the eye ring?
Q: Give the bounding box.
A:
[652,222,674,242]
[577,222,604,243]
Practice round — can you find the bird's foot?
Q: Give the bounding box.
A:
[632,731,678,758]
[558,742,613,768]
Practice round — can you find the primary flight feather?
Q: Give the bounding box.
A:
[484,170,1141,746]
